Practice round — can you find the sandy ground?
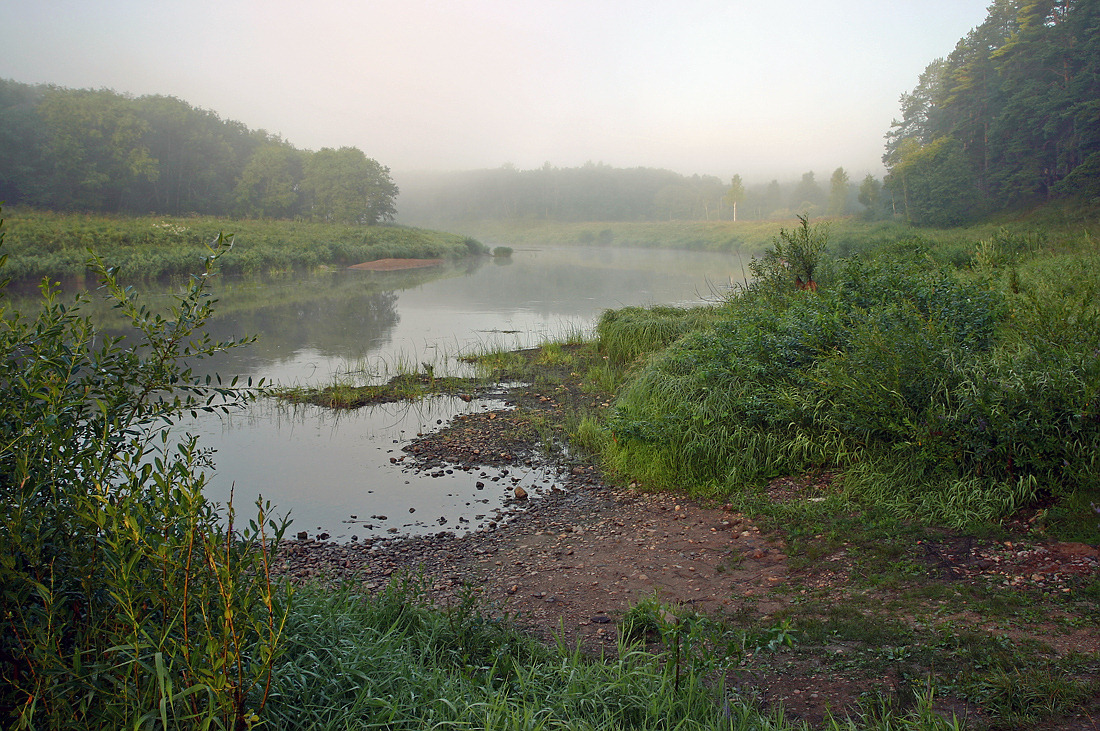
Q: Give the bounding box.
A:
[347,258,443,271]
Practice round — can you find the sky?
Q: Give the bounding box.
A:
[0,0,992,183]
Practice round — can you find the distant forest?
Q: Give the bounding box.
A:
[395,166,861,226]
[0,0,1095,228]
[402,0,1099,227]
[0,80,398,225]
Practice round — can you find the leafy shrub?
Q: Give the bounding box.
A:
[749,214,828,291]
[0,216,289,728]
[605,227,1100,526]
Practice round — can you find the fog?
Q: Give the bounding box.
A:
[0,0,990,182]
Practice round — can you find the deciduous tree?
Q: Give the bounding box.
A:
[302,147,398,225]
[724,174,745,221]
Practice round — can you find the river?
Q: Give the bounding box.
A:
[87,246,741,540]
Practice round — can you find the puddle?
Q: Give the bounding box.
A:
[188,392,566,542]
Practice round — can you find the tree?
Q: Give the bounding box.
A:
[828,167,850,215]
[858,174,884,219]
[0,80,49,205]
[789,171,824,213]
[303,147,398,225]
[762,179,784,217]
[724,174,745,221]
[235,142,304,219]
[885,136,981,226]
[36,88,158,211]
[884,0,1099,211]
[132,95,253,215]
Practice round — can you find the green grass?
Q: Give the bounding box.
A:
[264,579,795,730]
[1,207,483,281]
[590,219,1100,538]
[262,577,984,730]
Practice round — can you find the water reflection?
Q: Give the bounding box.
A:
[190,395,565,541]
[17,246,742,538]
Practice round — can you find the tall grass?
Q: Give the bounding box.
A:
[263,579,791,730]
[597,226,1100,532]
[0,207,482,281]
[597,305,721,367]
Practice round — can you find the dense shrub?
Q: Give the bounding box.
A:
[604,229,1100,526]
[0,218,288,728]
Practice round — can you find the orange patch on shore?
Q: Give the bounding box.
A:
[348,258,443,271]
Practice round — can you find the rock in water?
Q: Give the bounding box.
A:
[514,486,528,500]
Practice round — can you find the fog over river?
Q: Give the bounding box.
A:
[163,246,742,540]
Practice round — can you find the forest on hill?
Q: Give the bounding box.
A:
[880,0,1100,225]
[0,80,398,224]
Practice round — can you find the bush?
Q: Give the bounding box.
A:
[605,233,1100,526]
[0,214,289,728]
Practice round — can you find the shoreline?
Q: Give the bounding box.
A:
[269,348,1100,728]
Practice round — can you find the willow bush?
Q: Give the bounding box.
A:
[0,216,289,728]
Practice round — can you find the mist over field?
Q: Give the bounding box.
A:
[0,0,991,182]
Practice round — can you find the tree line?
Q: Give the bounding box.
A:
[395,164,863,226]
[0,80,398,224]
[880,0,1099,226]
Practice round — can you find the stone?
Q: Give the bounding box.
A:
[514,486,528,500]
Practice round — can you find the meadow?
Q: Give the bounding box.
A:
[0,207,485,282]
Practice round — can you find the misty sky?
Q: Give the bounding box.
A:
[1,0,990,182]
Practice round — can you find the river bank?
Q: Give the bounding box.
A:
[270,345,1100,729]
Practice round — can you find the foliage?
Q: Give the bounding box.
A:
[749,214,829,291]
[828,167,851,216]
[724,174,745,222]
[603,222,1100,528]
[884,0,1100,216]
[0,214,289,728]
[0,81,399,223]
[886,137,982,226]
[302,146,398,225]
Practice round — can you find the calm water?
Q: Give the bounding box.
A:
[139,246,740,539]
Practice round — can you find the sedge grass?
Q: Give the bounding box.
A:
[263,580,806,730]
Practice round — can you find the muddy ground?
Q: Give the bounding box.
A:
[273,361,1100,729]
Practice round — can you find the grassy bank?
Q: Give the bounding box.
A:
[408,203,1098,263]
[590,216,1100,541]
[0,207,484,281]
